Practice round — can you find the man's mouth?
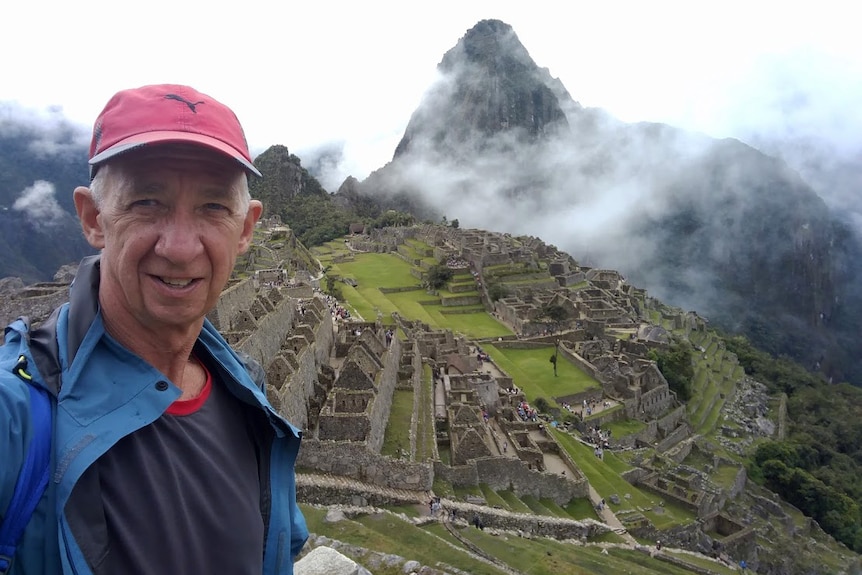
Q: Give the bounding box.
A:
[159,277,195,288]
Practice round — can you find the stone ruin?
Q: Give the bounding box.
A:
[1,221,756,556]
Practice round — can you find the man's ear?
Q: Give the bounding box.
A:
[74,186,106,249]
[237,199,263,255]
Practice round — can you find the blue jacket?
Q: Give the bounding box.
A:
[0,256,308,574]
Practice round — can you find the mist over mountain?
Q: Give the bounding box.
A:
[336,19,862,385]
[0,103,96,282]
[2,19,860,384]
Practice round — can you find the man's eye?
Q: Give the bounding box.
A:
[131,199,159,208]
[204,203,230,212]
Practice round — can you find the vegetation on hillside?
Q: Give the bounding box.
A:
[648,339,695,401]
[249,145,419,248]
[725,334,862,552]
[425,264,454,290]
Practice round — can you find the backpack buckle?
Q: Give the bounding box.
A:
[0,553,15,574]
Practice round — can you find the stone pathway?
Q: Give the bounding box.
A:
[586,484,637,545]
[434,373,448,419]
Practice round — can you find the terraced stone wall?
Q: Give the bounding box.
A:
[208,276,257,331]
[297,440,433,491]
[256,298,334,431]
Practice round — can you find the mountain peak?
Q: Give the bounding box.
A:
[439,19,530,73]
[393,20,569,158]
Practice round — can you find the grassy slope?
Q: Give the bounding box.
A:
[301,505,735,575]
[327,251,512,338]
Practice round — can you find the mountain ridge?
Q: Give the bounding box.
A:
[1,19,860,385]
[333,18,862,386]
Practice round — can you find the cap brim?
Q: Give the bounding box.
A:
[89,130,262,177]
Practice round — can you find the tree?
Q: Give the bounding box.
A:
[425,264,454,290]
[488,282,509,302]
[450,218,460,229]
[648,339,694,400]
[538,303,568,332]
[324,276,343,300]
[549,344,559,377]
[537,304,569,377]
[534,397,550,413]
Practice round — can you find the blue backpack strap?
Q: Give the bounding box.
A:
[0,355,53,574]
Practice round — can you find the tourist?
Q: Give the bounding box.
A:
[0,84,307,574]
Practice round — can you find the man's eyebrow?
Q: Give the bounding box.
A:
[199,185,239,201]
[127,180,168,196]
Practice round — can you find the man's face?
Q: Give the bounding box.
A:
[80,145,261,336]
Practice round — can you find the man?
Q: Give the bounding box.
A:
[0,84,308,574]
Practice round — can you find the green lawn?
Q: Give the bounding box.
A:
[479,484,511,510]
[484,345,600,405]
[416,365,436,461]
[606,418,647,438]
[453,483,483,500]
[325,252,512,338]
[334,253,420,288]
[336,282,392,323]
[381,389,414,457]
[498,490,532,513]
[301,505,509,575]
[564,497,601,521]
[521,494,557,516]
[552,429,695,530]
[327,511,720,575]
[453,525,703,575]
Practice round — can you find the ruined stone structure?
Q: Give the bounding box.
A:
[315,329,401,451]
[2,221,767,561]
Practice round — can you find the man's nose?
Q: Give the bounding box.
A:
[154,212,204,262]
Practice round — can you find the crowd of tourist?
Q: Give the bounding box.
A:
[446,256,470,269]
[517,400,538,422]
[586,425,612,453]
[320,292,351,322]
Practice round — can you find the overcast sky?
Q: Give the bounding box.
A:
[3,0,860,192]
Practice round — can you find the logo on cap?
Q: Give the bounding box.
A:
[164,93,206,113]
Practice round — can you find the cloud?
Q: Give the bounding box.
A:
[0,101,89,158]
[13,181,68,229]
[355,41,859,349]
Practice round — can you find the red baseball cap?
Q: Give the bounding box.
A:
[88,84,261,178]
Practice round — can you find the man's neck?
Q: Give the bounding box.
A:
[101,313,203,389]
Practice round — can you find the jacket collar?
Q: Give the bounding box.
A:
[66,255,102,366]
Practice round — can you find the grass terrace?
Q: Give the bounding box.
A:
[415,364,437,461]
[483,344,600,406]
[553,429,696,530]
[312,239,352,262]
[686,331,745,437]
[303,501,718,575]
[324,252,512,338]
[381,389,414,458]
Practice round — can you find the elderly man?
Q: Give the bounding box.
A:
[0,84,307,574]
